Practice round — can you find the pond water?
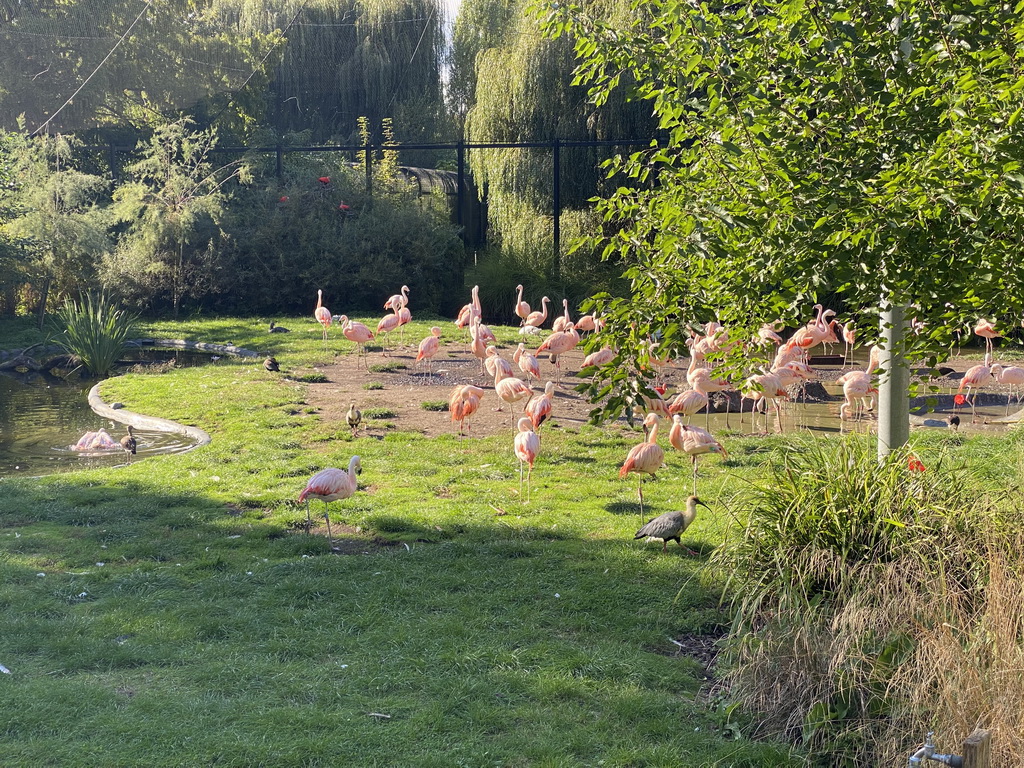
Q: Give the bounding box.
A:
[0,349,210,478]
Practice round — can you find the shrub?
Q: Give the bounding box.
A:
[715,436,1017,764]
[55,292,137,377]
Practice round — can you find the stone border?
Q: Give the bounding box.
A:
[83,338,264,451]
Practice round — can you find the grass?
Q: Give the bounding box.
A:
[2,313,1022,765]
[361,407,397,419]
[367,362,408,373]
[420,400,449,412]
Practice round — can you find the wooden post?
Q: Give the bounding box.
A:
[963,729,990,768]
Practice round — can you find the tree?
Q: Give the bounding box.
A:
[0,131,111,327]
[104,118,238,319]
[541,0,1024,445]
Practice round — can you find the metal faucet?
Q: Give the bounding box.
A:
[908,732,964,767]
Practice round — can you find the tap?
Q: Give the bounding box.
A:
[908,732,964,767]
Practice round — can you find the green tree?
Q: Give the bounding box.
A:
[0,131,111,327]
[104,118,238,319]
[541,0,1024,435]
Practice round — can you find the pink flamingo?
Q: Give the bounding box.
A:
[513,343,541,383]
[455,285,482,338]
[837,345,882,425]
[514,284,531,325]
[974,319,1000,357]
[376,308,401,355]
[495,374,533,427]
[582,346,614,369]
[526,381,556,430]
[668,416,728,496]
[990,364,1024,414]
[741,370,787,433]
[396,305,412,346]
[687,367,733,428]
[513,417,541,501]
[298,456,361,548]
[620,412,665,517]
[575,313,602,333]
[669,385,708,426]
[841,322,856,366]
[524,296,550,329]
[415,326,443,381]
[957,362,993,422]
[536,323,580,383]
[449,384,484,436]
[71,428,119,452]
[339,315,375,368]
[314,289,332,345]
[384,285,410,312]
[485,346,514,382]
[469,318,489,375]
[552,298,573,333]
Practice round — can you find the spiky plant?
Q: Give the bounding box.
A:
[55,292,137,377]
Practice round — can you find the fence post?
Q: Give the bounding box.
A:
[552,138,561,282]
[963,729,990,768]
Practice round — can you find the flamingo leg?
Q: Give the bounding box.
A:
[526,465,533,502]
[323,500,335,549]
[519,459,524,500]
[637,475,645,518]
[305,500,312,533]
[691,456,698,497]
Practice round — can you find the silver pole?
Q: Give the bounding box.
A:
[878,299,910,461]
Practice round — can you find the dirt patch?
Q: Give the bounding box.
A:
[299,341,607,438]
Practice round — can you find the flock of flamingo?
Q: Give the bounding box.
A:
[294,286,1020,551]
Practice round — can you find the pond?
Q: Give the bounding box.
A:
[0,349,211,478]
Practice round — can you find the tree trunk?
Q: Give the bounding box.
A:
[36,275,51,331]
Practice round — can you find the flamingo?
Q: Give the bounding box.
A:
[524,296,550,329]
[470,318,489,375]
[668,386,708,425]
[314,289,332,345]
[687,367,733,428]
[455,285,482,338]
[741,370,787,433]
[72,428,119,451]
[620,412,665,518]
[552,298,573,333]
[841,322,856,366]
[974,319,1000,357]
[668,416,728,496]
[396,305,412,346]
[514,284,531,325]
[384,285,410,312]
[536,323,580,383]
[513,417,540,502]
[526,381,556,430]
[581,346,615,371]
[513,343,541,383]
[575,313,602,333]
[449,384,484,436]
[837,345,882,425]
[297,456,361,548]
[957,362,993,422]
[339,315,375,368]
[119,425,137,463]
[415,326,443,381]
[376,308,401,355]
[494,374,533,427]
[485,346,514,382]
[990,364,1024,414]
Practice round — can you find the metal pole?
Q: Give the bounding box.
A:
[878,296,910,461]
[552,138,561,282]
[456,140,465,234]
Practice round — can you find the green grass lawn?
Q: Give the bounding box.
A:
[1,313,1018,766]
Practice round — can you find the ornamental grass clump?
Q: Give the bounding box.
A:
[55,292,137,377]
[716,436,1022,765]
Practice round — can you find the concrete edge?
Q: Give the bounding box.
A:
[88,384,212,449]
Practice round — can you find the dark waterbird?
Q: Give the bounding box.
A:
[634,495,709,553]
[120,425,137,463]
[264,356,280,372]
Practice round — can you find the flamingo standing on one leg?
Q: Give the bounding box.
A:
[314,289,332,347]
[297,456,361,548]
[620,412,665,518]
[841,322,856,366]
[415,326,443,381]
[485,346,515,382]
[525,381,556,430]
[339,315,375,368]
[974,319,1001,358]
[494,374,533,427]
[513,417,540,502]
[513,343,541,383]
[668,416,728,496]
[514,284,531,325]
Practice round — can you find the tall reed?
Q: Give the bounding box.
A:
[55,292,137,377]
[715,436,1020,764]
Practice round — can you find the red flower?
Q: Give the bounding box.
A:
[954,394,966,406]
[278,196,289,203]
[318,176,330,184]
[338,201,350,211]
[908,456,926,472]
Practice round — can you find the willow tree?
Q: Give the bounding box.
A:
[461,0,656,308]
[541,0,1024,444]
[218,0,449,147]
